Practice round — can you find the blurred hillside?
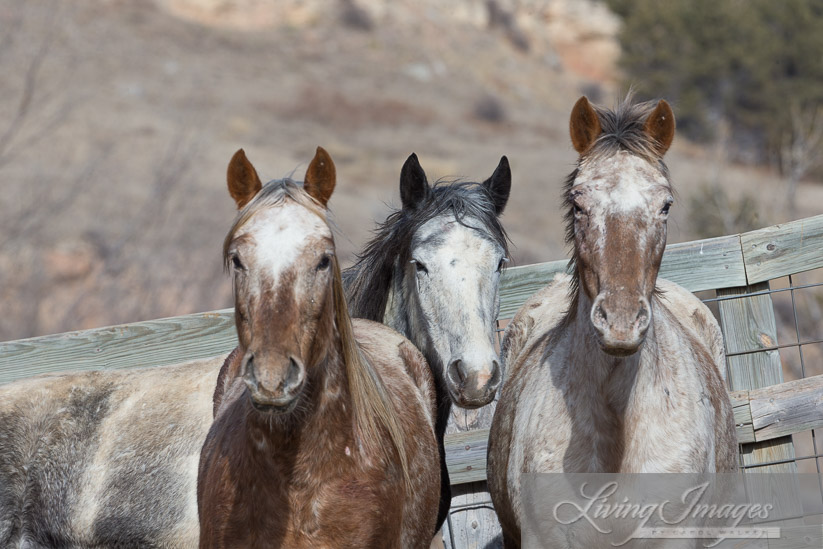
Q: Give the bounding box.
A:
[1,0,822,340]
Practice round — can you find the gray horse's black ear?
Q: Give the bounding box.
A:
[400,153,429,210]
[483,156,511,215]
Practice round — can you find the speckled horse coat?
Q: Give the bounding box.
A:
[197,148,439,548]
[486,97,738,547]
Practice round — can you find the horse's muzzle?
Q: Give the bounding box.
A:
[243,354,305,413]
[446,356,502,409]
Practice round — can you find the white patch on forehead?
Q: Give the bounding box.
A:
[235,201,330,277]
[574,153,669,214]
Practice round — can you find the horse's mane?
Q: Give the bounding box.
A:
[224,179,413,489]
[561,96,673,318]
[343,180,510,322]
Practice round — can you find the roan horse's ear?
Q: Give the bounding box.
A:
[644,99,676,157]
[227,149,263,209]
[569,96,602,154]
[304,146,336,207]
[400,153,430,211]
[483,156,511,215]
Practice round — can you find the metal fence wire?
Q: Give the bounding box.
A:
[444,268,823,545]
[699,272,823,475]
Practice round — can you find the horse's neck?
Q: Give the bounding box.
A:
[240,348,355,470]
[567,294,657,388]
[383,267,452,437]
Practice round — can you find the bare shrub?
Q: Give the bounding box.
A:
[688,183,762,239]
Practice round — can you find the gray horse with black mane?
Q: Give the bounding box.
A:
[344,152,512,532]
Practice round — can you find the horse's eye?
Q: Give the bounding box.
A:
[573,202,584,216]
[661,200,673,216]
[497,257,509,272]
[317,254,331,271]
[231,254,244,271]
[411,259,428,274]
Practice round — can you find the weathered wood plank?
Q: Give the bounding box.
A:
[716,281,803,522]
[445,429,489,485]
[499,260,567,319]
[658,234,747,292]
[0,310,237,385]
[718,282,797,471]
[749,375,823,442]
[441,483,499,549]
[742,214,823,284]
[731,390,756,444]
[767,525,823,549]
[443,398,500,548]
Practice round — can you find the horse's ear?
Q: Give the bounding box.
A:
[400,153,429,211]
[304,146,336,207]
[227,149,263,209]
[644,99,676,156]
[483,156,511,215]
[569,96,602,154]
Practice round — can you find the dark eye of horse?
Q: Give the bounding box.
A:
[317,255,331,271]
[497,257,509,272]
[413,260,428,275]
[661,201,672,215]
[231,255,244,271]
[573,202,584,216]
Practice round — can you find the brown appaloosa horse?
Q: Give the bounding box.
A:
[487,97,738,547]
[197,148,440,548]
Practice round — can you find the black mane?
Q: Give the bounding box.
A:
[343,181,509,322]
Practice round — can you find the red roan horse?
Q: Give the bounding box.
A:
[197,148,440,548]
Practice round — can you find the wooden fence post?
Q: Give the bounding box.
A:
[717,281,798,472]
[442,400,502,548]
[717,281,805,525]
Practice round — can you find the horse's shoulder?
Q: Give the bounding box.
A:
[502,274,571,378]
[352,318,436,422]
[655,278,726,380]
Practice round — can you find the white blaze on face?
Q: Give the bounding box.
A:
[411,214,503,375]
[233,202,332,297]
[573,153,672,252]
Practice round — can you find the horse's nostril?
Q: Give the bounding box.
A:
[591,299,609,331]
[285,357,303,392]
[244,355,256,381]
[448,359,467,384]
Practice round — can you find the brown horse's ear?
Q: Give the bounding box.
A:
[227,149,263,209]
[569,96,602,154]
[644,99,676,156]
[304,146,336,207]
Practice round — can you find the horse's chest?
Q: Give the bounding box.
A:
[519,377,712,473]
[237,472,398,549]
